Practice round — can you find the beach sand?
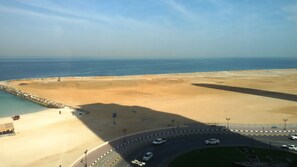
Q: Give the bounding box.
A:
[0,69,297,167]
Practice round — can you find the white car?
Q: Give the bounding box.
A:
[288,145,297,151]
[131,159,146,166]
[205,138,220,145]
[290,134,297,140]
[282,144,297,151]
[142,152,153,161]
[281,144,289,149]
[152,138,166,145]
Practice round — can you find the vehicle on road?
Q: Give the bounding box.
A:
[281,144,289,149]
[288,145,297,151]
[281,144,297,151]
[205,138,220,145]
[143,152,153,161]
[131,159,146,166]
[289,134,297,140]
[152,138,166,145]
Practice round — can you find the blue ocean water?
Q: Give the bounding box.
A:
[0,57,296,81]
[0,57,296,117]
[0,91,46,117]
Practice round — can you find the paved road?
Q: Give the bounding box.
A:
[115,133,292,167]
[73,126,295,167]
[87,127,295,167]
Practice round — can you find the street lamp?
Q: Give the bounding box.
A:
[123,128,127,143]
[226,118,231,130]
[283,118,288,131]
[84,150,88,167]
[171,119,175,131]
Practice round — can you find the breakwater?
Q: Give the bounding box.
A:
[0,84,65,109]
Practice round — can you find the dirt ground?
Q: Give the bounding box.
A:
[0,69,296,167]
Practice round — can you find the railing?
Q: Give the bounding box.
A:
[205,123,297,130]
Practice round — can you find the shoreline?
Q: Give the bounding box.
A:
[1,68,296,82]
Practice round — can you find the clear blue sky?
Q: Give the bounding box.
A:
[0,0,296,59]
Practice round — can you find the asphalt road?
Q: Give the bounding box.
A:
[115,133,294,167]
[87,127,296,167]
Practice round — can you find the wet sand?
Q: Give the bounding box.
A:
[0,69,296,167]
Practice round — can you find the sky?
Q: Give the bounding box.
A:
[0,0,296,59]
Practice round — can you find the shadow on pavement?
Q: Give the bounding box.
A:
[76,103,207,142]
[72,103,297,167]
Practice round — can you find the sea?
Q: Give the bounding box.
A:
[0,57,297,117]
[0,91,46,117]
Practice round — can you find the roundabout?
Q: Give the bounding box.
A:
[72,126,297,167]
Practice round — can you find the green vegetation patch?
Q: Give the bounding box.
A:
[254,148,297,165]
[169,147,297,167]
[169,147,246,167]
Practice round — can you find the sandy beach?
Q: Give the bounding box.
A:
[0,69,297,167]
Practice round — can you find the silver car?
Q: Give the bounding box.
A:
[152,138,166,145]
[143,152,153,161]
[205,138,220,145]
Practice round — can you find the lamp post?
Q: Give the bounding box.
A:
[283,118,288,131]
[84,150,88,167]
[171,119,175,131]
[123,128,127,143]
[226,118,231,130]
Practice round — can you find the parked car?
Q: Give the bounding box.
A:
[11,115,20,120]
[152,138,166,145]
[143,152,153,161]
[131,159,146,166]
[205,138,220,145]
[290,134,297,140]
